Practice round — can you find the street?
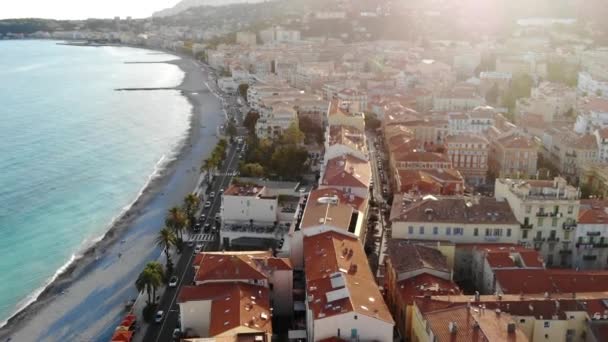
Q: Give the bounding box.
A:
[143,128,242,342]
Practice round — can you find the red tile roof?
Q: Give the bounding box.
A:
[496,135,535,149]
[193,251,292,283]
[397,273,460,305]
[322,154,371,189]
[494,269,608,294]
[299,188,366,231]
[486,252,516,268]
[303,231,394,324]
[386,239,450,274]
[518,251,544,268]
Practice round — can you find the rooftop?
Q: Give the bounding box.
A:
[390,195,517,225]
[299,188,365,232]
[193,251,292,283]
[303,231,394,324]
[386,239,450,275]
[494,269,608,294]
[397,273,461,306]
[224,184,266,197]
[321,154,371,189]
[178,283,272,337]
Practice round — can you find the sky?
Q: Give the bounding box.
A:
[1,0,182,20]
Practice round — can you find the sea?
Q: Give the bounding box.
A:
[0,40,191,325]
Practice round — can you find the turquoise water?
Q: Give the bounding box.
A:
[0,40,191,324]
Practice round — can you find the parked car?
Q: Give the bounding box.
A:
[209,192,215,198]
[194,244,203,254]
[154,310,164,323]
[169,276,178,288]
[199,213,206,221]
[204,223,211,232]
[172,328,181,340]
[204,201,211,208]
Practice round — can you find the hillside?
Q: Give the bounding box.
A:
[152,0,269,17]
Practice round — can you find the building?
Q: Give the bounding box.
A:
[289,188,368,270]
[304,231,394,341]
[336,88,368,113]
[445,134,490,186]
[515,82,577,123]
[236,31,257,46]
[390,194,520,244]
[447,106,497,136]
[574,97,608,134]
[479,71,512,99]
[574,199,608,270]
[494,178,580,267]
[578,71,608,98]
[384,240,460,339]
[433,83,486,112]
[178,251,293,338]
[320,154,371,199]
[488,133,538,178]
[325,125,368,162]
[259,26,301,44]
[220,181,303,250]
[255,102,298,139]
[327,99,366,131]
[540,128,597,181]
[411,303,529,342]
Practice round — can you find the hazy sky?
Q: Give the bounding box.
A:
[1,0,182,20]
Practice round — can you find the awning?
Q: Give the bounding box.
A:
[111,330,133,342]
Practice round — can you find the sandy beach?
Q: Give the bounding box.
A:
[0,51,224,342]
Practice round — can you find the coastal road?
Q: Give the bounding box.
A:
[144,141,241,342]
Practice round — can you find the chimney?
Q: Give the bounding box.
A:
[507,323,516,334]
[474,291,480,302]
[448,322,458,334]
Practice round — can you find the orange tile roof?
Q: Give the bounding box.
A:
[322,154,371,189]
[224,184,265,197]
[303,231,394,324]
[328,125,366,153]
[518,251,544,268]
[397,273,460,305]
[178,283,272,337]
[496,135,535,149]
[575,134,597,150]
[494,269,608,294]
[386,239,450,274]
[579,201,608,224]
[393,151,451,163]
[486,252,516,268]
[193,251,292,283]
[422,305,527,342]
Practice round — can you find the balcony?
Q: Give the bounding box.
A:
[587,231,601,237]
[536,212,549,217]
[559,249,573,255]
[520,222,534,230]
[563,221,577,231]
[533,237,545,242]
[547,236,560,243]
[593,243,608,248]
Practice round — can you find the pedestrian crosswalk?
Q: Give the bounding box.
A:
[189,233,216,242]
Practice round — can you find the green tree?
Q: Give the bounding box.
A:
[298,116,324,144]
[364,113,381,131]
[155,227,177,271]
[243,111,260,134]
[270,145,309,179]
[238,83,249,100]
[280,123,305,145]
[226,120,237,140]
[183,193,200,229]
[166,207,188,242]
[502,73,534,112]
[135,262,165,305]
[240,162,265,177]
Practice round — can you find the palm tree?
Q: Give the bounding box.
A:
[135,262,164,305]
[166,207,188,241]
[155,227,177,269]
[183,193,200,229]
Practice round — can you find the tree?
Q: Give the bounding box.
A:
[280,123,305,146]
[166,207,188,243]
[364,113,381,131]
[298,116,324,144]
[155,227,177,271]
[238,83,249,100]
[183,193,200,229]
[502,73,534,112]
[135,262,164,305]
[270,145,309,179]
[240,162,265,177]
[226,120,237,140]
[243,111,260,135]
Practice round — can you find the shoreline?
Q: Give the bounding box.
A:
[0,46,224,340]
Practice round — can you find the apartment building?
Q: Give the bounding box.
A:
[384,240,460,339]
[390,194,520,244]
[541,128,597,180]
[303,231,394,341]
[488,133,538,178]
[574,199,608,270]
[433,83,486,112]
[516,81,577,123]
[320,154,371,199]
[325,125,368,162]
[447,106,496,136]
[255,102,298,139]
[236,31,256,46]
[574,97,608,134]
[178,251,293,339]
[578,71,608,98]
[494,178,580,267]
[445,134,489,186]
[327,99,366,131]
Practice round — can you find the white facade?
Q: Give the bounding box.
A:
[392,220,519,245]
[494,178,580,267]
[179,300,212,337]
[573,221,608,270]
[578,71,608,98]
[255,104,298,139]
[307,311,393,342]
[221,192,278,224]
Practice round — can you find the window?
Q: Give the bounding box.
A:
[551,218,558,227]
[485,228,491,236]
[567,205,573,214]
[520,319,526,323]
[536,231,542,239]
[474,228,479,236]
[351,329,358,339]
[525,206,532,214]
[538,217,544,226]
[433,227,438,235]
[454,228,464,235]
[408,226,414,234]
[446,227,451,235]
[564,231,570,240]
[419,226,425,235]
[507,228,512,237]
[494,229,502,236]
[523,230,528,239]
[543,321,550,328]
